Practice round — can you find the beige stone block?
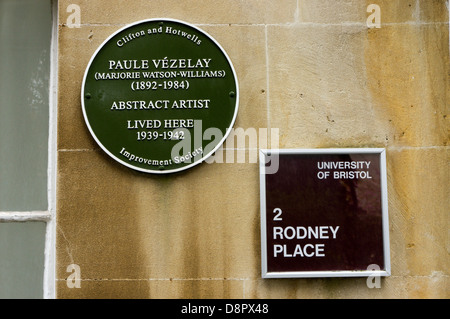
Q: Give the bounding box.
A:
[56,150,261,282]
[58,0,296,25]
[387,148,449,277]
[267,24,448,149]
[57,280,150,299]
[58,25,120,150]
[267,24,387,148]
[298,0,365,24]
[418,0,449,22]
[298,0,419,24]
[366,24,449,147]
[56,150,145,280]
[406,274,450,299]
[57,278,244,298]
[245,277,381,299]
[245,274,449,298]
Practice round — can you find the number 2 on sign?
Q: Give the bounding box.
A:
[273,208,282,221]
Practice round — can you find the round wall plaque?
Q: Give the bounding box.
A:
[82,19,239,174]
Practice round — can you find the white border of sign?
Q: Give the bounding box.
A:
[81,18,239,174]
[259,148,391,278]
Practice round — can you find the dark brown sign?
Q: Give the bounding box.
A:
[259,149,390,278]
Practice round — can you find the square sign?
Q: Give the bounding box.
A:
[259,149,390,278]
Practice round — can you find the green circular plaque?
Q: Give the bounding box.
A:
[82,19,239,174]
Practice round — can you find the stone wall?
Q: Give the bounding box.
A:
[56,0,449,298]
